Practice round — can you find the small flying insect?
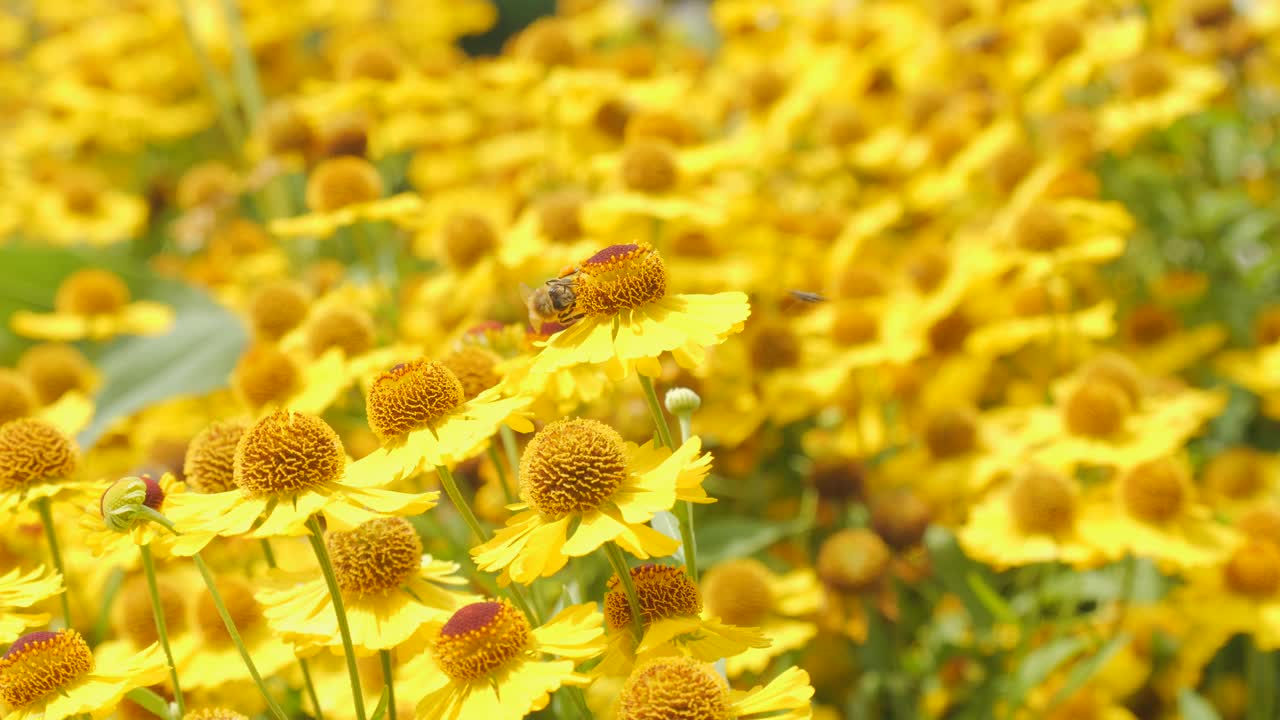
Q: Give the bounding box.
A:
[521,264,585,334]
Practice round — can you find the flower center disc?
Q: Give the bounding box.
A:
[19,343,92,404]
[617,656,731,720]
[0,418,78,491]
[233,345,301,409]
[1122,458,1187,523]
[184,420,248,494]
[365,359,465,441]
[831,307,879,346]
[571,243,669,317]
[1008,467,1077,535]
[923,407,979,459]
[700,559,774,627]
[307,306,375,358]
[1240,508,1280,548]
[749,322,802,370]
[305,156,384,213]
[249,281,311,341]
[520,418,629,519]
[55,269,130,316]
[1063,379,1132,438]
[604,564,702,631]
[433,600,531,682]
[1204,448,1265,500]
[0,371,36,425]
[441,346,502,400]
[328,517,423,596]
[233,410,345,497]
[1225,541,1280,597]
[537,190,584,243]
[195,576,262,644]
[620,141,679,193]
[442,212,498,270]
[0,630,94,708]
[816,528,890,594]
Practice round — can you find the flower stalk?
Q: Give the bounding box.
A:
[138,543,186,717]
[306,515,368,720]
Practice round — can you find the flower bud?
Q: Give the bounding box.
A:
[664,387,702,416]
[99,475,165,533]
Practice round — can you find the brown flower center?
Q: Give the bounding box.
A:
[233,345,300,408]
[233,410,345,497]
[365,360,465,441]
[307,305,376,357]
[988,143,1036,196]
[1124,304,1180,346]
[1203,448,1265,500]
[1014,205,1069,252]
[870,489,934,550]
[749,322,802,370]
[1125,56,1172,98]
[433,600,531,681]
[808,460,865,504]
[0,418,78,491]
[1224,541,1280,597]
[55,268,130,315]
[1042,20,1083,63]
[831,306,879,346]
[0,371,36,426]
[248,281,311,341]
[176,162,239,210]
[537,190,584,243]
[440,346,502,400]
[18,343,92,404]
[0,630,94,708]
[927,309,972,354]
[442,212,498,270]
[817,528,890,594]
[605,564,702,631]
[617,657,731,720]
[1063,379,1131,437]
[1239,507,1280,548]
[1122,458,1187,523]
[1009,467,1078,535]
[700,559,774,627]
[328,517,423,596]
[184,421,247,494]
[621,141,679,193]
[520,418,628,519]
[194,576,262,645]
[923,407,979,459]
[572,243,668,316]
[116,573,186,647]
[305,156,384,213]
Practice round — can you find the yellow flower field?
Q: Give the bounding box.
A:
[2,0,1280,718]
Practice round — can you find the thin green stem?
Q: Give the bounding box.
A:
[217,0,266,127]
[380,649,397,720]
[603,542,645,642]
[138,544,185,717]
[499,426,522,487]
[638,375,675,449]
[259,539,324,720]
[488,444,518,505]
[174,0,245,149]
[191,552,289,720]
[678,500,699,583]
[564,686,592,719]
[435,465,541,623]
[306,516,368,720]
[35,497,72,628]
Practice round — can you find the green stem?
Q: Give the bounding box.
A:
[678,501,699,583]
[138,544,185,717]
[191,552,289,720]
[564,686,592,720]
[260,540,324,720]
[306,516,368,720]
[35,497,72,628]
[435,465,541,623]
[603,542,645,642]
[488,444,518,505]
[174,0,245,149]
[637,375,675,449]
[380,649,397,720]
[217,0,266,127]
[499,426,522,487]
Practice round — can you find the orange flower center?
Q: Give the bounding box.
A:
[307,306,375,358]
[365,360,465,441]
[305,156,384,213]
[18,343,92,404]
[1239,507,1280,548]
[749,322,802,370]
[1008,467,1078,535]
[0,630,94,708]
[433,600,531,681]
[871,489,934,550]
[923,407,979,459]
[441,346,502,401]
[617,656,731,720]
[743,67,786,111]
[808,460,865,504]
[605,564,702,631]
[514,19,577,67]
[927,310,973,354]
[1122,458,1187,523]
[184,421,247,494]
[701,559,774,627]
[831,306,879,346]
[520,418,628,519]
[1042,20,1083,63]
[260,102,316,157]
[621,141,679,193]
[817,528,890,594]
[328,517,423,596]
[1014,205,1069,252]
[1063,379,1132,438]
[233,410,345,497]
[233,345,300,408]
[116,574,185,647]
[572,243,669,316]
[1125,56,1172,98]
[1124,304,1180,346]
[248,281,311,341]
[442,212,498,270]
[1204,448,1265,500]
[537,190,584,243]
[988,143,1036,195]
[0,371,36,425]
[55,268,130,316]
[0,418,78,491]
[1224,541,1280,597]
[1254,306,1280,346]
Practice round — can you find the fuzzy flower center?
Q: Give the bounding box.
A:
[1122,458,1187,523]
[749,322,802,370]
[571,243,668,316]
[1063,379,1131,438]
[621,141,679,193]
[1080,352,1142,406]
[927,309,973,354]
[537,190,584,243]
[1225,541,1280,597]
[328,517,423,596]
[617,656,731,720]
[816,528,890,594]
[1239,508,1280,548]
[233,410,345,497]
[0,371,36,425]
[184,420,248,494]
[520,418,628,519]
[55,268,130,316]
[117,573,185,647]
[1204,448,1265,500]
[1124,304,1180,346]
[0,418,79,491]
[871,489,934,550]
[808,460,865,504]
[248,281,310,341]
[194,576,262,645]
[923,407,979,459]
[433,600,531,682]
[18,343,92,404]
[1009,467,1077,535]
[365,360,465,441]
[700,559,774,627]
[307,306,376,358]
[0,630,94,708]
[305,156,384,213]
[441,346,502,401]
[233,346,300,409]
[260,102,315,157]
[442,212,498,270]
[605,564,702,631]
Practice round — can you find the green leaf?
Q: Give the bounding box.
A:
[1178,689,1224,720]
[924,527,994,629]
[696,514,811,566]
[124,687,173,720]
[1049,633,1131,708]
[1007,636,1087,706]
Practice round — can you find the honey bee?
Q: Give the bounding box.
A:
[521,264,584,333]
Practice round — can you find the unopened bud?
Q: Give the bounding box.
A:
[664,387,702,416]
[99,475,166,533]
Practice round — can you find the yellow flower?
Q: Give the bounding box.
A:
[0,629,165,720]
[11,269,173,342]
[958,466,1100,570]
[20,167,148,247]
[527,243,750,381]
[343,359,532,485]
[257,517,476,653]
[407,600,605,720]
[269,156,425,238]
[0,567,62,645]
[0,418,89,513]
[472,419,712,585]
[1097,51,1226,150]
[230,343,350,417]
[609,656,814,720]
[1117,302,1227,376]
[700,560,822,677]
[1011,7,1147,114]
[1077,456,1240,570]
[164,410,437,556]
[1173,539,1280,651]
